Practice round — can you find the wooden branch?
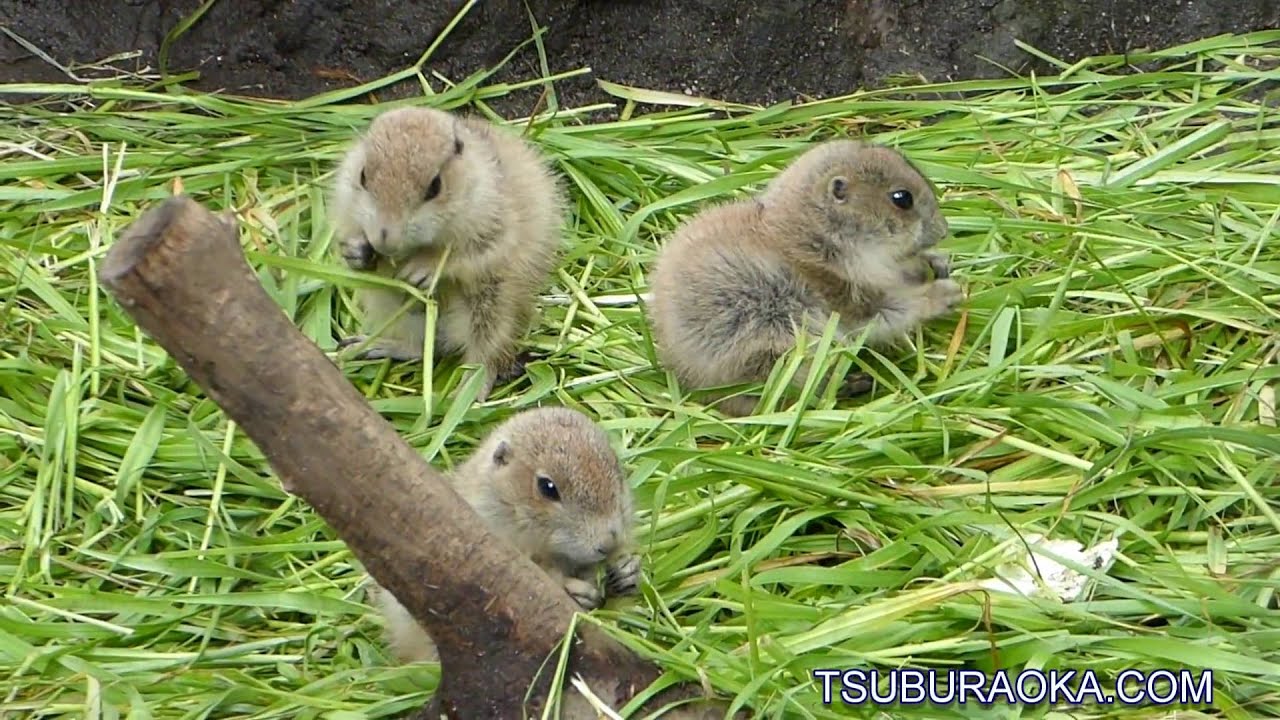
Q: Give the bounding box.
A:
[98,195,729,719]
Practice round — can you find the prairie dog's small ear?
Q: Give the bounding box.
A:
[492,440,511,467]
[829,176,849,203]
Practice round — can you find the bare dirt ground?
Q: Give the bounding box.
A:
[1,1,1277,115]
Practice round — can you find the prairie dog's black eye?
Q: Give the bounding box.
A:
[536,473,560,502]
[359,167,368,189]
[889,189,914,210]
[830,176,849,202]
[424,174,442,202]
[454,138,464,154]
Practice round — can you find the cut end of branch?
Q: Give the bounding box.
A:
[99,194,237,295]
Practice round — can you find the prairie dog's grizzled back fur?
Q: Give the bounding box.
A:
[370,406,639,664]
[330,106,567,401]
[649,139,962,416]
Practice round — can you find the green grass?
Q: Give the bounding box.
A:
[2,27,1280,720]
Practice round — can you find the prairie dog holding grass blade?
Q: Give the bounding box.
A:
[330,106,567,401]
[648,139,963,416]
[369,406,641,664]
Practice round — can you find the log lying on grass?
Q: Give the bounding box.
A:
[98,195,729,719]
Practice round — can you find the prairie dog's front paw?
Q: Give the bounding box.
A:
[341,235,375,270]
[339,335,423,362]
[493,354,530,386]
[395,261,437,290]
[837,372,874,398]
[604,553,641,597]
[563,577,603,610]
[926,278,964,315]
[922,251,951,280]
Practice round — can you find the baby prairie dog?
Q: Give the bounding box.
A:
[369,406,641,664]
[649,139,963,417]
[330,105,566,401]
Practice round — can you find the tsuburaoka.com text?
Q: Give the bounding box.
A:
[812,668,1214,707]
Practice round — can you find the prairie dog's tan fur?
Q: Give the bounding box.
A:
[330,106,566,401]
[369,407,641,664]
[648,140,962,416]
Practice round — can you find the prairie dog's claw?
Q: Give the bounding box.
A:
[604,553,641,597]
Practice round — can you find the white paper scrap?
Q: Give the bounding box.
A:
[978,533,1118,602]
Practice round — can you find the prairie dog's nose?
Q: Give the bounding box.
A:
[920,218,947,248]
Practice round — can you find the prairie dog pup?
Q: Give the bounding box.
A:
[648,140,963,416]
[330,106,567,401]
[370,406,641,664]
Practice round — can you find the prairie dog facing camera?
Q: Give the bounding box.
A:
[330,105,567,401]
[369,406,641,664]
[648,139,963,417]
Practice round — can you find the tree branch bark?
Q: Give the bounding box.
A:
[98,195,727,719]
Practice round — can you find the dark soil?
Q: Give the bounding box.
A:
[1,1,1277,116]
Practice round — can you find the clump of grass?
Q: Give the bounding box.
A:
[1,28,1279,720]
